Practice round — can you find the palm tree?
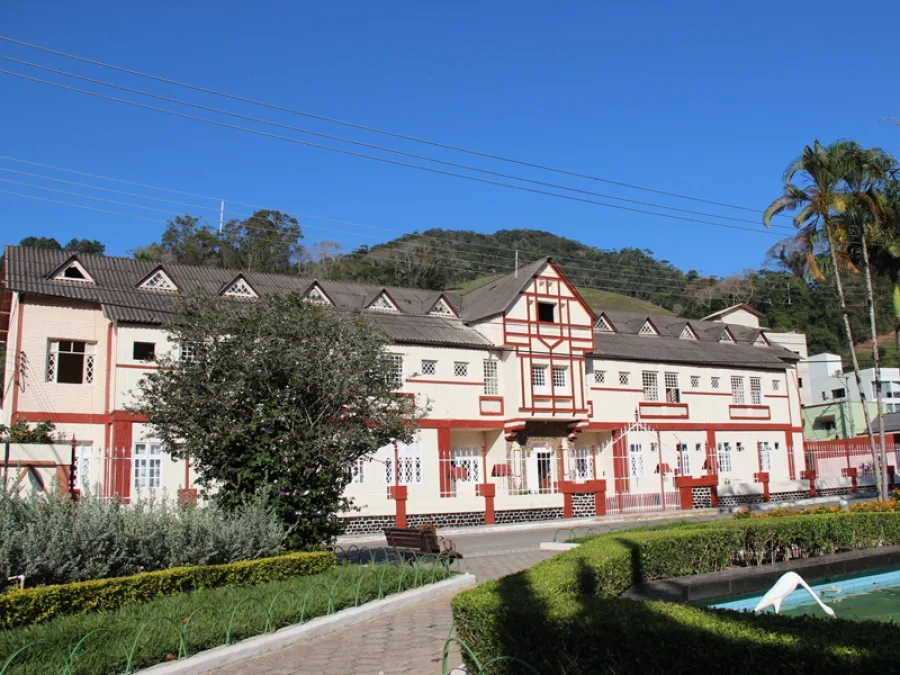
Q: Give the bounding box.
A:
[764,141,885,500]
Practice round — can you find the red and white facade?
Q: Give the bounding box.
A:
[1,249,818,532]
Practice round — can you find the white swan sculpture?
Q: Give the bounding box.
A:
[754,571,836,618]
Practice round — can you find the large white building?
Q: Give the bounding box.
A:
[1,247,813,533]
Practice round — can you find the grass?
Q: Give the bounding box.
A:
[0,560,452,675]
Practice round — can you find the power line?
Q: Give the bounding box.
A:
[0,34,792,219]
[0,68,789,238]
[0,54,796,232]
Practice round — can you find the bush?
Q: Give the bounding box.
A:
[451,513,900,674]
[0,489,289,586]
[0,550,335,630]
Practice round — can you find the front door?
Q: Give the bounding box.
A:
[527,447,552,493]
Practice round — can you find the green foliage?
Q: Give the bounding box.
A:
[133,292,422,549]
[0,420,57,443]
[16,237,105,254]
[0,550,334,631]
[0,490,289,586]
[451,514,900,674]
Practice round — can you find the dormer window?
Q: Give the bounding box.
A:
[223,277,258,299]
[638,321,658,336]
[537,302,556,323]
[304,284,331,306]
[679,325,697,340]
[428,297,456,317]
[753,334,769,347]
[52,260,94,284]
[719,329,735,343]
[139,269,178,292]
[368,291,398,312]
[595,315,615,333]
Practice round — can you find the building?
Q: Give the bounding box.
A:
[1,246,812,533]
[802,352,900,441]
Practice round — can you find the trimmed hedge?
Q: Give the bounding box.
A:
[451,513,900,674]
[0,550,335,630]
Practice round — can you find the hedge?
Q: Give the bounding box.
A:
[451,513,900,674]
[0,550,335,630]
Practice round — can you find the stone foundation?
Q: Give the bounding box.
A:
[407,511,486,529]
[340,514,396,535]
[494,506,565,525]
[769,490,813,502]
[691,486,712,509]
[571,493,595,518]
[718,493,765,507]
[816,487,853,498]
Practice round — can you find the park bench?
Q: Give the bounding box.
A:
[383,524,462,562]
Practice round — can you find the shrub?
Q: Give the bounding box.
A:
[0,550,335,630]
[0,489,289,586]
[451,513,900,674]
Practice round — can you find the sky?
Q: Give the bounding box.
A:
[1,1,899,283]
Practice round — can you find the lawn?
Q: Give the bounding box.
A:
[1,560,452,675]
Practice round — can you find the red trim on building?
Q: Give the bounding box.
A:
[728,404,772,420]
[10,297,24,421]
[767,394,790,399]
[638,402,690,419]
[682,391,733,397]
[104,323,114,414]
[405,378,482,386]
[591,386,643,393]
[117,363,163,370]
[478,396,505,416]
[419,419,507,429]
[16,412,110,424]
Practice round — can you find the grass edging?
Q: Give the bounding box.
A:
[139,573,476,675]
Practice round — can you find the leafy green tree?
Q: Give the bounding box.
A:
[0,420,57,443]
[62,239,106,255]
[222,209,304,273]
[133,293,421,548]
[18,236,62,250]
[133,215,223,266]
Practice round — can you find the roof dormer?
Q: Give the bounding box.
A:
[367,290,398,312]
[222,275,258,299]
[303,282,332,306]
[719,328,735,343]
[679,324,697,340]
[595,314,615,333]
[50,258,94,284]
[427,295,457,318]
[638,320,659,336]
[138,267,178,292]
[753,333,770,347]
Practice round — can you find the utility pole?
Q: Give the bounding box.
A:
[514,250,519,278]
[218,199,225,235]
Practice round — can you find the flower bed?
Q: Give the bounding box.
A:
[451,513,900,674]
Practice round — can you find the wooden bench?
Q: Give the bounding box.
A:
[383,525,462,562]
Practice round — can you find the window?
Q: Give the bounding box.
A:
[690,375,700,389]
[179,342,198,362]
[47,340,95,384]
[454,362,469,378]
[872,382,879,399]
[483,360,498,395]
[305,286,330,306]
[750,377,762,405]
[629,444,644,477]
[642,371,659,401]
[772,379,780,392]
[569,447,594,482]
[798,377,803,388]
[731,376,745,404]
[532,365,547,388]
[64,266,86,280]
[679,325,696,340]
[384,445,422,485]
[450,448,481,484]
[719,329,734,343]
[676,443,691,475]
[133,442,163,489]
[638,321,657,336]
[695,443,703,454]
[552,366,567,390]
[595,315,614,332]
[348,457,366,484]
[537,302,556,323]
[421,360,437,376]
[133,342,156,361]
[759,442,772,472]
[223,277,257,298]
[831,388,846,400]
[619,371,630,386]
[140,270,177,291]
[73,441,93,491]
[385,354,403,388]
[664,372,680,403]
[711,377,720,389]
[428,297,455,316]
[368,293,396,311]
[54,261,93,283]
[594,370,606,385]
[717,442,733,473]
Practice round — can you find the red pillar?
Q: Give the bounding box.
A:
[388,485,408,528]
[110,415,133,503]
[755,472,770,502]
[478,442,495,524]
[437,426,451,498]
[611,431,627,513]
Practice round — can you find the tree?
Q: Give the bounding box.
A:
[222,210,304,273]
[133,293,422,548]
[63,239,106,255]
[0,420,57,443]
[18,236,62,250]
[133,215,223,266]
[764,140,885,500]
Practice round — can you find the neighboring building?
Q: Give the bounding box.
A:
[1,247,809,532]
[802,352,900,441]
[704,304,811,406]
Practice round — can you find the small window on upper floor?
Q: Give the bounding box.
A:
[537,302,556,323]
[52,260,94,284]
[133,342,156,361]
[47,340,96,384]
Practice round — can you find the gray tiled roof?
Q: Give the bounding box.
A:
[457,257,549,323]
[868,412,900,435]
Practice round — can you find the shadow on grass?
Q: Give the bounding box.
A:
[457,536,898,675]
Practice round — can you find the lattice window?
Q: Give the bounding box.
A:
[553,366,567,389]
[73,442,93,491]
[454,362,469,378]
[772,379,780,392]
[180,342,198,362]
[305,285,330,306]
[223,278,257,298]
[140,270,177,292]
[384,450,422,485]
[368,292,397,311]
[569,447,594,482]
[421,360,436,376]
[719,329,734,343]
[679,325,696,340]
[483,360,498,395]
[47,340,95,384]
[690,375,700,388]
[711,376,720,389]
[348,457,366,484]
[428,297,455,317]
[629,444,644,477]
[595,315,614,332]
[759,442,772,472]
[133,442,163,489]
[532,365,547,387]
[750,377,762,405]
[384,353,403,388]
[717,442,733,473]
[619,371,630,386]
[638,321,657,336]
[731,376,745,404]
[676,443,691,475]
[53,261,94,283]
[642,371,659,401]
[450,448,481,484]
[665,372,680,403]
[594,370,606,385]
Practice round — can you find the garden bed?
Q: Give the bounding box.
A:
[1,558,453,674]
[451,513,900,674]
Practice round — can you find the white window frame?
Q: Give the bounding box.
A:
[750,377,762,405]
[642,371,659,401]
[690,375,700,389]
[772,379,781,392]
[552,365,567,391]
[133,442,164,489]
[619,372,630,386]
[711,376,721,390]
[348,457,366,484]
[450,447,481,485]
[384,443,422,485]
[179,342,198,362]
[73,441,93,491]
[759,442,772,472]
[731,376,746,404]
[532,365,547,389]
[569,447,594,482]
[454,362,469,378]
[676,443,691,475]
[385,353,403,389]
[421,360,437,377]
[483,360,498,395]
[594,370,606,385]
[664,372,680,403]
[629,443,644,477]
[717,442,733,473]
[47,340,96,384]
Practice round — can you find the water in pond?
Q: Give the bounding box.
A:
[711,569,900,623]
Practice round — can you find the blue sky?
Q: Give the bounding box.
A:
[1,1,898,281]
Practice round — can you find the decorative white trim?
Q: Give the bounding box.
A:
[719,328,735,343]
[595,315,615,333]
[679,324,697,340]
[638,321,658,336]
[753,333,769,347]
[428,296,456,317]
[303,283,332,306]
[367,291,398,312]
[222,276,258,299]
[52,260,94,284]
[139,269,178,292]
